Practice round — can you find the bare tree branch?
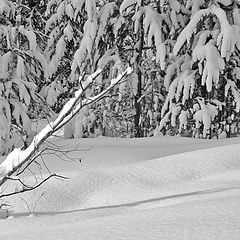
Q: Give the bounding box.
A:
[16,149,45,176]
[0,67,132,190]
[0,174,68,199]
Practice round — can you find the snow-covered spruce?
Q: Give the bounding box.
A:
[158,1,240,139]
[44,0,119,108]
[0,0,48,155]
[100,0,174,137]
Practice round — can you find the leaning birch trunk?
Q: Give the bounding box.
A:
[0,67,132,188]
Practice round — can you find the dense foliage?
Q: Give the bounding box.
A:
[1,0,240,155]
[0,0,48,155]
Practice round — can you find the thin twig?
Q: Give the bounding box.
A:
[0,174,68,199]
[7,177,31,189]
[17,149,45,176]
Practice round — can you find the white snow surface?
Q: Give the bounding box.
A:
[1,133,240,239]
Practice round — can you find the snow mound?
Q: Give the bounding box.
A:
[7,141,240,214]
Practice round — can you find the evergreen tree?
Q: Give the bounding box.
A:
[108,0,187,137]
[63,0,189,138]
[158,0,240,139]
[68,0,170,138]
[0,0,48,155]
[44,0,126,138]
[43,0,118,109]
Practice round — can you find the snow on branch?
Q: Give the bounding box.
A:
[216,0,234,6]
[143,6,166,70]
[225,80,240,112]
[19,26,37,52]
[174,4,240,59]
[173,8,211,55]
[193,98,218,139]
[120,0,139,14]
[0,67,132,187]
[212,5,240,60]
[0,0,12,17]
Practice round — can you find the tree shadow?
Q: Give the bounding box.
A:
[12,185,240,218]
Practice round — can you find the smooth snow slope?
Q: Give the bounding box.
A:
[1,136,240,240]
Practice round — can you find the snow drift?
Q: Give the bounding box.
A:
[5,137,240,214]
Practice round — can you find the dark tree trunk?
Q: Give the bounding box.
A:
[134,1,144,137]
[134,70,142,137]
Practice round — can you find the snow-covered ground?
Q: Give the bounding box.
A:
[1,134,240,240]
